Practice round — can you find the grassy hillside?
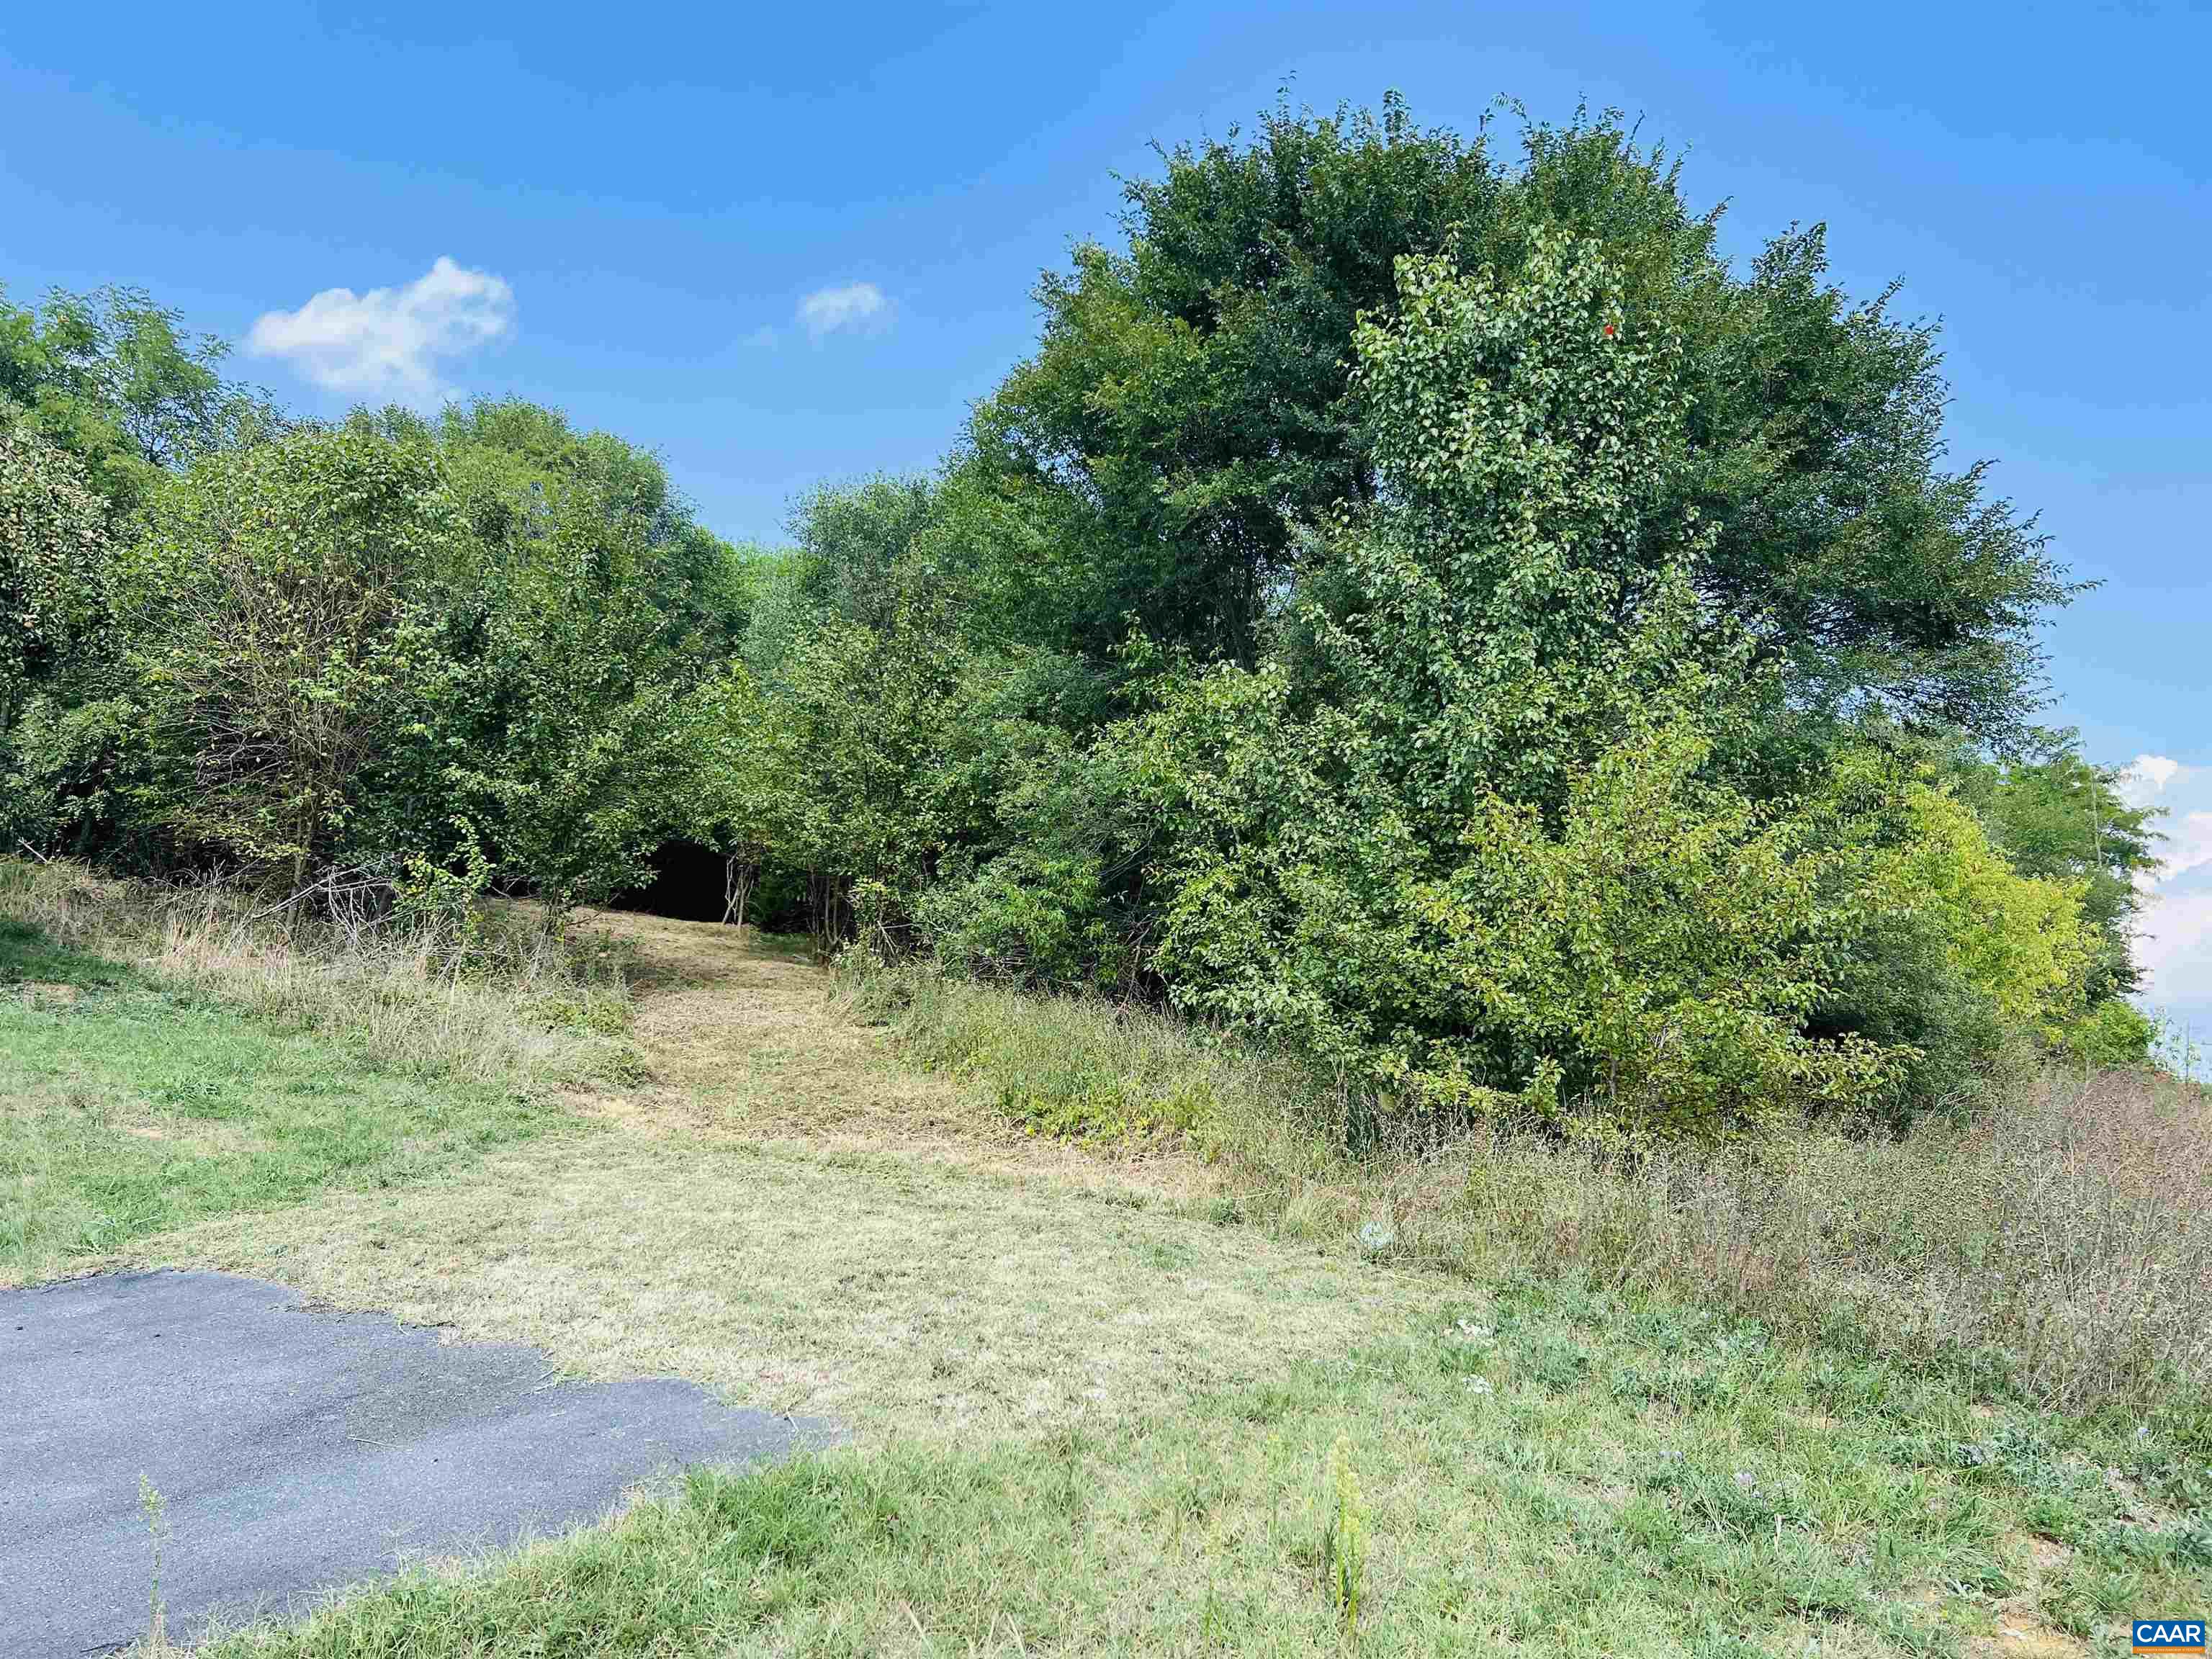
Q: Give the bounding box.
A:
[1,866,2205,1656]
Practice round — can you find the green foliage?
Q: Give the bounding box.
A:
[1,694,157,862]
[433,399,759,667]
[1408,716,1902,1128]
[0,418,107,729]
[1878,786,2095,1043]
[1128,238,1884,1129]
[691,472,1142,956]
[1141,666,1897,1129]
[1808,750,2130,1108]
[114,423,454,884]
[7,390,748,919]
[1674,226,2077,743]
[14,96,2138,1138]
[1115,230,2113,1129]
[974,93,1498,663]
[788,474,936,632]
[1961,747,2158,1002]
[2059,997,2156,1069]
[973,98,2072,747]
[438,450,700,916]
[0,282,269,515]
[671,666,775,924]
[913,678,1148,988]
[0,283,271,861]
[1312,230,1698,817]
[915,846,1123,991]
[764,612,966,919]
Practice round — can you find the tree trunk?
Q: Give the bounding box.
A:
[721,856,757,931]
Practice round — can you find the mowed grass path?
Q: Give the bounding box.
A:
[6,904,2205,1654]
[0,918,562,1282]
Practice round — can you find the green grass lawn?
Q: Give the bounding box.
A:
[0,918,565,1282]
[205,1273,2211,1657]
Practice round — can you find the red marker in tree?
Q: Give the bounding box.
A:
[1603,322,1616,337]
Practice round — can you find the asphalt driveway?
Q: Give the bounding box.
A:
[1,1270,827,1655]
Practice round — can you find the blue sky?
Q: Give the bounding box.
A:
[4,0,2208,1020]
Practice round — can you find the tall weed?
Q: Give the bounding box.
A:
[850,963,2212,1418]
[0,858,638,1092]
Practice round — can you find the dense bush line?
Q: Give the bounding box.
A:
[1,99,2162,1133]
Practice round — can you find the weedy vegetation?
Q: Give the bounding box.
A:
[181,1267,2212,1658]
[851,964,2212,1421]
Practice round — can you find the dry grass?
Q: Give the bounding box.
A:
[29,896,2200,1655]
[104,896,1438,1441]
[857,968,2212,1419]
[1480,1065,2212,1414]
[2,891,571,1284]
[0,860,639,1093]
[138,1130,1445,1441]
[35,865,2200,1418]
[567,906,1222,1206]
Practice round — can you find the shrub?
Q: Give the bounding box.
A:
[112,424,454,887]
[1810,752,2115,1112]
[0,418,107,730]
[4,694,156,860]
[434,410,745,920]
[1883,784,2097,1042]
[1141,673,1903,1130]
[2062,997,2157,1068]
[916,849,1125,992]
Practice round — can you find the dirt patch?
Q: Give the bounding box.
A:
[115,1117,256,1154]
[1950,1534,2090,1659]
[1970,1620,2086,1658]
[2025,1536,2074,1574]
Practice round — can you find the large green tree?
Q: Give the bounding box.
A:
[1130,236,1899,1126]
[0,283,269,516]
[373,399,763,917]
[972,94,1497,665]
[970,97,2073,745]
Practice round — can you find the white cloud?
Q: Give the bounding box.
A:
[2117,757,2212,884]
[2164,810,2212,885]
[246,256,514,403]
[2116,751,2212,1023]
[796,282,888,339]
[2121,752,2184,806]
[2137,888,2212,1020]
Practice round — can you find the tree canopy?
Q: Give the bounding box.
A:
[0,282,271,514]
[968,100,2073,748]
